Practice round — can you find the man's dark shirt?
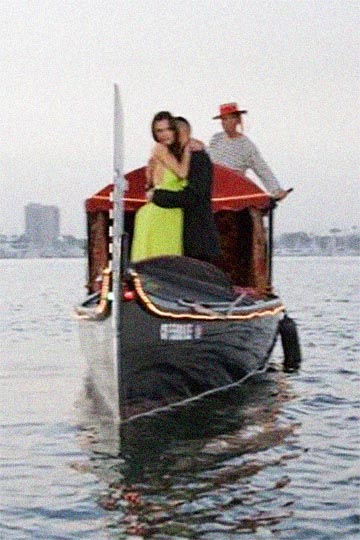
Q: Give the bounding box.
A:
[152,150,220,262]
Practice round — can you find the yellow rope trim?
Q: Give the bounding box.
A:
[132,275,284,321]
[91,194,269,204]
[95,267,111,316]
[74,267,111,320]
[90,195,146,204]
[212,193,269,201]
[91,194,111,200]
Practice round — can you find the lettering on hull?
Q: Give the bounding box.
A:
[160,323,203,341]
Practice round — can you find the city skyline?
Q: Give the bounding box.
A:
[1,200,358,240]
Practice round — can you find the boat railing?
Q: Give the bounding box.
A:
[226,293,248,315]
[176,299,220,316]
[174,295,281,315]
[74,268,111,320]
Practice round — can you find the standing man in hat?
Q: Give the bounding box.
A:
[209,103,288,201]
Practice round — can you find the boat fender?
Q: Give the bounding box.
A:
[278,314,302,372]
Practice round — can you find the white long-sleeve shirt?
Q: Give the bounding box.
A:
[209,132,282,193]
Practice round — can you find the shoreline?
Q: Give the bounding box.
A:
[0,252,358,260]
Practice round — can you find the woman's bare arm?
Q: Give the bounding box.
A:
[152,143,190,179]
[145,157,155,190]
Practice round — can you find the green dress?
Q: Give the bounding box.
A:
[130,169,187,262]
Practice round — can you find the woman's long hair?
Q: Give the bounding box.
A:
[151,111,183,161]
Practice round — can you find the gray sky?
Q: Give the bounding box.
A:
[1,0,359,236]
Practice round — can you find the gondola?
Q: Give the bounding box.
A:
[75,86,300,423]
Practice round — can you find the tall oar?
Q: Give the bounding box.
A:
[112,83,126,422]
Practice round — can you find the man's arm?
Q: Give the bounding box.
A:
[152,151,212,209]
[247,141,289,200]
[247,139,282,193]
[151,187,188,208]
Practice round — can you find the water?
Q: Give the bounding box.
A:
[1,257,359,539]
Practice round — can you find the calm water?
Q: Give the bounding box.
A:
[1,257,359,539]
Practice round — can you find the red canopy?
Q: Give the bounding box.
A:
[85,164,270,213]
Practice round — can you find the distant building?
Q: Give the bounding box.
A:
[25,203,60,245]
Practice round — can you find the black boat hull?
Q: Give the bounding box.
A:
[118,299,281,418]
[78,300,282,422]
[77,256,284,422]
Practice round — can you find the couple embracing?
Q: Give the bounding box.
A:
[130,111,220,264]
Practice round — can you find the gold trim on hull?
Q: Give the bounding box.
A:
[132,275,285,321]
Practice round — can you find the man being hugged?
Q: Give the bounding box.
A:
[152,117,220,264]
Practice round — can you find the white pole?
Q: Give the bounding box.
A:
[112,83,126,421]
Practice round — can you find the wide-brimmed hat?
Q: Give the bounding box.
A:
[213,102,248,119]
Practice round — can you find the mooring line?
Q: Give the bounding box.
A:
[119,364,269,425]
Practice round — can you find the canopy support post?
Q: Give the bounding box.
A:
[267,200,276,290]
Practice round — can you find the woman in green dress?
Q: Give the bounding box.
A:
[131,112,190,262]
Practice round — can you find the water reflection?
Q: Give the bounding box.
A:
[75,370,300,538]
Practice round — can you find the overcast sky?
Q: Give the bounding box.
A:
[1,0,359,236]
